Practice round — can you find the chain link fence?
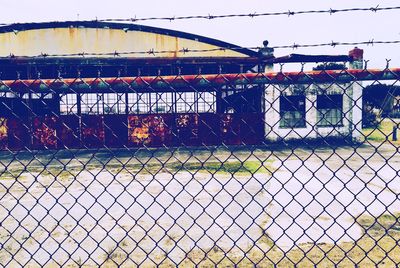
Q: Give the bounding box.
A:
[0,64,399,267]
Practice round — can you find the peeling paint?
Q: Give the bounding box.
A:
[128,115,173,146]
[32,116,58,149]
[0,27,247,58]
[0,118,8,149]
[0,113,263,150]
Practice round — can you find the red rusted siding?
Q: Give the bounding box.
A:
[175,114,199,146]
[58,116,81,149]
[128,115,173,147]
[0,113,264,150]
[81,116,105,148]
[32,116,58,149]
[198,114,220,145]
[104,115,128,148]
[4,118,29,150]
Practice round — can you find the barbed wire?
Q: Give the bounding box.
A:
[272,39,400,49]
[97,5,398,22]
[0,5,398,26]
[0,39,399,59]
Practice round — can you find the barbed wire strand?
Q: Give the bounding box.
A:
[1,39,399,59]
[98,5,398,22]
[0,5,398,26]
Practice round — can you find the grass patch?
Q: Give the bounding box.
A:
[363,118,400,144]
[5,213,399,267]
[1,159,273,179]
[171,160,272,175]
[52,213,400,267]
[173,213,400,267]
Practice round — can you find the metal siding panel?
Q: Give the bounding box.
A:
[0,28,248,58]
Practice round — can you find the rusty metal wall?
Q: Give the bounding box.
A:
[0,114,264,150]
[0,27,248,58]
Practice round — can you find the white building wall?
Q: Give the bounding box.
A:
[264,82,362,142]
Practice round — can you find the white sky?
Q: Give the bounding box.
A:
[1,0,400,68]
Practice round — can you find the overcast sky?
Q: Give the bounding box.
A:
[1,0,399,68]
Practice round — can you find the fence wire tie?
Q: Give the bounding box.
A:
[364,60,369,69]
[386,59,391,69]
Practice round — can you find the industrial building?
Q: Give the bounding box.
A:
[0,21,363,150]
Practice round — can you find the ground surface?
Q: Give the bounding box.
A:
[0,135,399,267]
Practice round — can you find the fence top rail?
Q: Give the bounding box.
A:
[0,68,399,92]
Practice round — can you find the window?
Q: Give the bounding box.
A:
[317,94,343,126]
[104,93,126,114]
[128,92,173,114]
[279,95,306,128]
[81,93,103,114]
[176,92,195,113]
[31,93,53,99]
[0,92,17,98]
[60,94,78,115]
[152,93,173,113]
[127,93,137,114]
[197,92,216,113]
[128,93,150,114]
[117,91,216,114]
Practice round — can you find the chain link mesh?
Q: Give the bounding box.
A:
[0,63,399,267]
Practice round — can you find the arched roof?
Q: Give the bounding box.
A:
[0,21,258,58]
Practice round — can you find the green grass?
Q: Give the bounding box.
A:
[0,159,273,180]
[173,160,272,175]
[363,119,400,144]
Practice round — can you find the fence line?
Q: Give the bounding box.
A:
[0,66,399,267]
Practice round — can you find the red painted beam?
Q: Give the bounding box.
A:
[1,68,400,92]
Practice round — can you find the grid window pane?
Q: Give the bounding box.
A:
[158,93,173,113]
[279,95,306,128]
[104,93,126,114]
[81,93,103,115]
[317,94,343,126]
[176,92,196,113]
[149,92,173,113]
[60,94,78,115]
[127,93,137,114]
[197,92,216,113]
[138,93,150,114]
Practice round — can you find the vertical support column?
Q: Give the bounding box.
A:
[393,125,398,141]
[349,47,364,142]
[259,41,277,141]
